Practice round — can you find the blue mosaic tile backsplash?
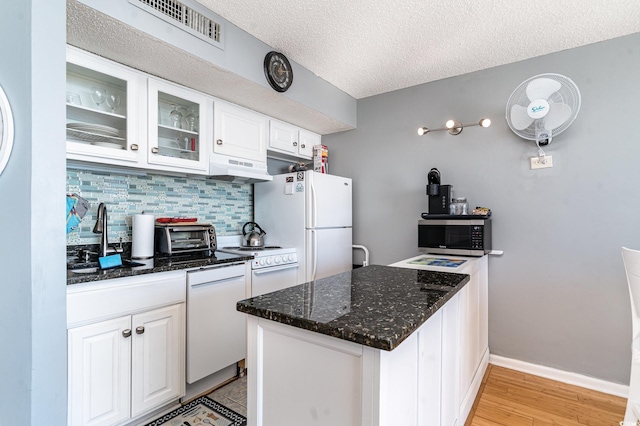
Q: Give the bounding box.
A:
[66,169,253,245]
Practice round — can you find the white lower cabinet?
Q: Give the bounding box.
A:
[68,304,184,426]
[130,305,184,417]
[67,271,186,426]
[68,316,132,426]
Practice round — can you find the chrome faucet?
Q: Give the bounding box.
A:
[92,202,109,258]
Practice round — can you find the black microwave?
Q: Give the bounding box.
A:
[418,218,491,256]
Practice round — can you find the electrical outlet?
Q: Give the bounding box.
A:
[530,155,553,170]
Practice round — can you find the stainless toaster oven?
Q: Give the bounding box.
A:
[155,224,217,255]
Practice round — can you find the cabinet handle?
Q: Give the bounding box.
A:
[130,144,139,151]
[301,144,305,149]
[151,147,159,154]
[216,139,223,145]
[136,326,145,335]
[122,329,132,338]
[293,141,298,147]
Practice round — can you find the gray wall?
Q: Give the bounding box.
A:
[0,0,67,423]
[325,33,640,385]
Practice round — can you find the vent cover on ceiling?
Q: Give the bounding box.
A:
[129,0,223,49]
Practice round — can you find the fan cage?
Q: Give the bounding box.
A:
[506,73,581,140]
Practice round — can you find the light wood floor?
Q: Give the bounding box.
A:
[466,364,627,426]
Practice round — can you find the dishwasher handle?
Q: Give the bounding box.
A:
[253,263,299,275]
[189,274,244,289]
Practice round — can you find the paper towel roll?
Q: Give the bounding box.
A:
[131,214,155,259]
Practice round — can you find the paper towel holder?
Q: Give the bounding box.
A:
[131,213,156,260]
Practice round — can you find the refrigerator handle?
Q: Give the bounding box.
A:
[311,229,317,281]
[310,179,317,229]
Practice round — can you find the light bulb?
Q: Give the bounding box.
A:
[479,118,491,128]
[417,127,429,136]
[445,120,456,129]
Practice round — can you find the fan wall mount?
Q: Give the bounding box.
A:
[505,73,581,155]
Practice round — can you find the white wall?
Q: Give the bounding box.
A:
[0,0,67,423]
[325,33,640,385]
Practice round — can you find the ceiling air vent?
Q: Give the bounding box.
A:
[129,0,223,49]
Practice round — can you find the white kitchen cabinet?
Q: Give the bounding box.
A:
[68,305,183,426]
[213,101,268,163]
[147,79,210,173]
[268,119,319,160]
[66,46,143,165]
[298,129,319,158]
[67,271,186,426]
[131,304,184,417]
[68,316,131,426]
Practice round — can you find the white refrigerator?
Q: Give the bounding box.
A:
[254,171,352,285]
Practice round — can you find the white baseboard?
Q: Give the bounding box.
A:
[489,354,629,398]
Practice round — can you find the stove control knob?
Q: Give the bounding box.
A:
[274,255,281,264]
[266,257,272,265]
[288,254,295,262]
[259,259,266,266]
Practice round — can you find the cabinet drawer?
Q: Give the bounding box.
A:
[67,270,186,327]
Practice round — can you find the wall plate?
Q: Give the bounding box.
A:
[530,155,553,170]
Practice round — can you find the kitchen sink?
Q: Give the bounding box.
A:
[67,259,145,274]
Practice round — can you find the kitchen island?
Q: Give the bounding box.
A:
[237,261,489,426]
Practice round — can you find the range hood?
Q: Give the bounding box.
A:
[209,153,273,183]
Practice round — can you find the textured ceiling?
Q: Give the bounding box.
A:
[196,0,640,99]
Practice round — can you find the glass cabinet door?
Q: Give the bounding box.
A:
[148,79,209,173]
[66,48,140,163]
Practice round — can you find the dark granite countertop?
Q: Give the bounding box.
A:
[236,264,470,351]
[67,251,253,285]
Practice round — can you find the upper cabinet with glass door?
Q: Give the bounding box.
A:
[66,47,141,164]
[147,79,209,173]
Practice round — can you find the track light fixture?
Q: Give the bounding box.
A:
[417,118,491,136]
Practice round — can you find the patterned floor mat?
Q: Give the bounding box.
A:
[144,396,246,426]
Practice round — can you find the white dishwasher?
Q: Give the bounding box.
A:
[186,262,247,384]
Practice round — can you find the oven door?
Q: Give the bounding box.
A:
[251,263,299,297]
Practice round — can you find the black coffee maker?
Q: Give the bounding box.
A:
[426,168,452,215]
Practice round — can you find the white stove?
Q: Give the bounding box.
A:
[218,246,298,270]
[218,246,299,297]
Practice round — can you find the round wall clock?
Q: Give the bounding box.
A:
[0,84,14,176]
[264,51,293,92]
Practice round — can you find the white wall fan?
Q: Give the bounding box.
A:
[506,73,581,164]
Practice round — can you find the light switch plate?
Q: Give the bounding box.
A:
[530,155,553,169]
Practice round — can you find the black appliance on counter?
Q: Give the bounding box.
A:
[426,168,452,215]
[418,218,491,256]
